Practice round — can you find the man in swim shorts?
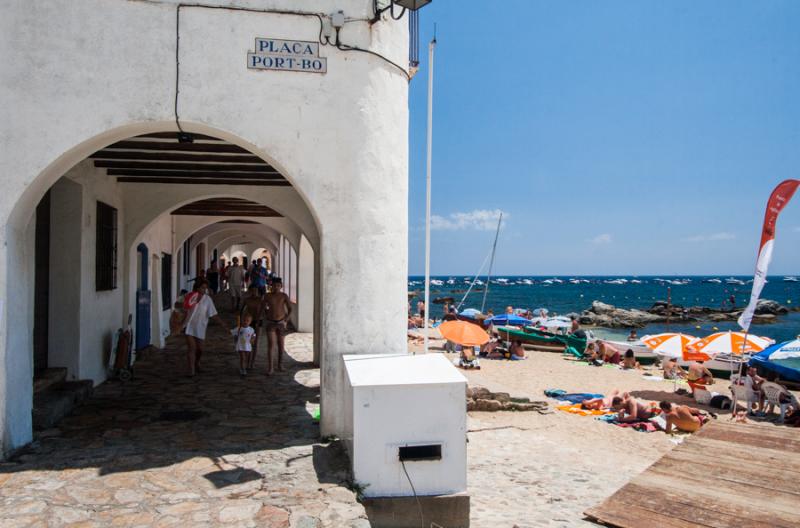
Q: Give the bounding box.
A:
[264,277,292,374]
[659,401,706,433]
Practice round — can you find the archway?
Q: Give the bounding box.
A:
[2,127,325,454]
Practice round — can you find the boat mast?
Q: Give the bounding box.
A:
[423,34,436,354]
[481,212,502,313]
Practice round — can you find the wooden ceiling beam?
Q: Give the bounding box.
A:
[107,169,284,180]
[116,177,291,186]
[89,151,264,163]
[95,161,277,173]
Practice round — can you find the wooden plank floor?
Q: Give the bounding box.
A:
[584,421,800,528]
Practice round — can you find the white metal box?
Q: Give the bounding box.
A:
[342,353,468,498]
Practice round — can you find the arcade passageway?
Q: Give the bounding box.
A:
[0,304,366,527]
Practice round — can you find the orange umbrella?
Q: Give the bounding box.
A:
[690,331,773,356]
[683,345,713,362]
[438,320,490,347]
[641,333,697,357]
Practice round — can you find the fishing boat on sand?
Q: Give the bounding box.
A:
[494,326,587,354]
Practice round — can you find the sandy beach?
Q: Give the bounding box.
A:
[409,334,797,527]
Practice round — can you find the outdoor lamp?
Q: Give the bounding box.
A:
[393,0,432,10]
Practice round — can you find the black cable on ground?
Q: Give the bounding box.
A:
[400,459,425,528]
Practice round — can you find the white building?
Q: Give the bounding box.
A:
[0,0,411,456]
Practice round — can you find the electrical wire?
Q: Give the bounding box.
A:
[335,28,411,81]
[173,1,410,129]
[400,459,425,528]
[174,5,184,133]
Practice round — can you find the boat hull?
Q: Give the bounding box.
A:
[495,326,587,353]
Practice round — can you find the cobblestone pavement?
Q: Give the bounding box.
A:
[0,318,367,527]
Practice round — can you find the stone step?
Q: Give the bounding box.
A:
[32,380,94,431]
[33,368,67,394]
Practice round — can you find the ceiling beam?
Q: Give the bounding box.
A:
[107,169,285,180]
[94,161,277,173]
[116,177,291,186]
[89,151,264,163]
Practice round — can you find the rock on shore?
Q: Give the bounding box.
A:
[579,299,792,328]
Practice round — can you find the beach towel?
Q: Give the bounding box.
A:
[557,404,613,416]
[596,414,663,432]
[558,393,603,404]
[563,346,583,358]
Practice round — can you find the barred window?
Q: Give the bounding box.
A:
[161,253,172,310]
[96,201,118,291]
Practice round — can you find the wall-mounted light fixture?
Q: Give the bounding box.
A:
[393,0,432,10]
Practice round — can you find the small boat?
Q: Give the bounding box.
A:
[430,279,444,286]
[702,278,722,284]
[725,277,745,285]
[495,326,587,354]
[630,279,643,284]
[597,339,658,362]
[784,276,799,283]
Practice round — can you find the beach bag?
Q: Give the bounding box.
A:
[709,395,732,410]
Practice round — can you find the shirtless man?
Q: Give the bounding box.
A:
[264,277,292,374]
[240,287,265,369]
[611,394,655,423]
[659,401,705,433]
[687,360,714,393]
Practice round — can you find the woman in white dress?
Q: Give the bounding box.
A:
[183,278,229,376]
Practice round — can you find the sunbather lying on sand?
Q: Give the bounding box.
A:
[611,394,656,423]
[659,401,706,433]
[581,389,628,410]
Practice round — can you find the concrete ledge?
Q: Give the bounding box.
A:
[361,493,470,528]
[32,380,93,430]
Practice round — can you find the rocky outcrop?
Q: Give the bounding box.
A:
[579,299,791,328]
[579,301,665,328]
[466,386,549,413]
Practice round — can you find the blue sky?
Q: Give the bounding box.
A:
[408,1,800,276]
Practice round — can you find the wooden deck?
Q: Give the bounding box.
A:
[584,421,800,528]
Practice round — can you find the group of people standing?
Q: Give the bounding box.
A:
[177,256,292,377]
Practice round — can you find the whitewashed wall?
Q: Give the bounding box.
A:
[0,0,408,455]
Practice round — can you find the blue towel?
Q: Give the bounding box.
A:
[557,393,604,404]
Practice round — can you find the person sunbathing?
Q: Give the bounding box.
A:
[611,395,655,423]
[659,401,706,433]
[622,349,641,370]
[509,340,526,360]
[581,389,626,410]
[662,358,686,380]
[598,341,621,364]
[687,359,714,393]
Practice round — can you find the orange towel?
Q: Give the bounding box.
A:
[556,404,613,416]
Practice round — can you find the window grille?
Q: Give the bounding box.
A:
[95,201,118,291]
[161,253,172,310]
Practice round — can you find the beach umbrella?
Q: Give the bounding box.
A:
[641,333,697,358]
[531,308,549,317]
[438,320,490,346]
[483,314,532,327]
[459,308,482,318]
[691,331,773,356]
[750,339,800,383]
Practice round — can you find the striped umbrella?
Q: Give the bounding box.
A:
[690,331,773,356]
[641,333,697,358]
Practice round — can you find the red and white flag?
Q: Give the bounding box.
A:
[738,179,800,331]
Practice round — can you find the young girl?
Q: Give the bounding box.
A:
[232,313,256,376]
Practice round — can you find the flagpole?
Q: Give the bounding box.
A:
[423,34,436,354]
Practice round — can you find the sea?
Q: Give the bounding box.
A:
[408,275,800,343]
